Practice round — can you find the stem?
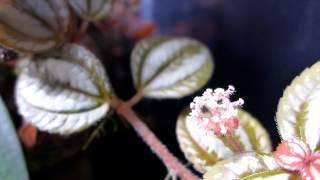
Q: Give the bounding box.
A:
[117,92,144,112]
[79,21,90,35]
[112,98,198,180]
[82,116,109,151]
[73,20,90,43]
[226,134,244,153]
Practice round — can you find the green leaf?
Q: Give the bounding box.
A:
[203,152,293,180]
[240,169,296,180]
[0,0,73,53]
[68,0,114,21]
[0,96,29,180]
[131,36,214,99]
[176,109,272,173]
[15,44,112,135]
[276,61,320,151]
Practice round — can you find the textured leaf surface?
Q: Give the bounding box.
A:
[15,44,112,135]
[131,37,214,99]
[0,97,29,180]
[203,152,293,180]
[69,0,114,21]
[176,109,271,172]
[276,62,320,151]
[0,0,72,53]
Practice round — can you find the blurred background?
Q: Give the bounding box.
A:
[1,0,320,179]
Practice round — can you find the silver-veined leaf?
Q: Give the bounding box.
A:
[276,61,320,151]
[0,0,73,53]
[0,96,29,180]
[15,44,112,135]
[176,109,271,173]
[203,152,294,180]
[131,37,214,99]
[68,0,114,21]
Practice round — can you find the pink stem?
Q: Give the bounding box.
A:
[73,21,89,43]
[80,21,89,34]
[227,134,244,153]
[112,98,198,180]
[117,92,144,112]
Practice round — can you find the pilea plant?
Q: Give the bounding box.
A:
[0,0,212,179]
[1,1,320,180]
[176,62,320,179]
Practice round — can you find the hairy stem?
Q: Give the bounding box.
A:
[73,20,90,43]
[226,134,244,153]
[111,98,198,180]
[80,21,90,35]
[117,92,144,112]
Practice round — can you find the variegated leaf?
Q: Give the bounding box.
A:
[276,61,320,151]
[203,152,294,180]
[15,44,112,135]
[176,109,271,173]
[68,0,114,21]
[0,96,29,180]
[0,0,73,53]
[131,37,214,99]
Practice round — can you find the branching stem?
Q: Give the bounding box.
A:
[111,97,198,180]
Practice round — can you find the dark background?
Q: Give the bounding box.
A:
[92,0,320,179]
[3,0,320,179]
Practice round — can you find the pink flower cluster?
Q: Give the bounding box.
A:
[273,138,320,180]
[188,85,244,136]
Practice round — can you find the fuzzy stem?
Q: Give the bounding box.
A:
[73,20,90,43]
[226,134,244,153]
[112,98,198,180]
[80,21,90,35]
[117,92,144,112]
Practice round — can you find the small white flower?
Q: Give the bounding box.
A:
[188,85,244,136]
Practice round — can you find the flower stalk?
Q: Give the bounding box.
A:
[224,133,244,153]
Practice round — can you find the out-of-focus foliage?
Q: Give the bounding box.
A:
[15,44,112,135]
[0,0,73,53]
[176,109,271,172]
[276,62,320,151]
[69,0,115,21]
[0,96,29,180]
[0,45,17,62]
[131,36,214,99]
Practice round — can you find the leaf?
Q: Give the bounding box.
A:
[0,0,73,53]
[203,152,293,180]
[176,109,272,173]
[276,61,320,151]
[131,36,214,99]
[0,96,29,180]
[238,110,272,153]
[68,0,114,21]
[15,44,112,135]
